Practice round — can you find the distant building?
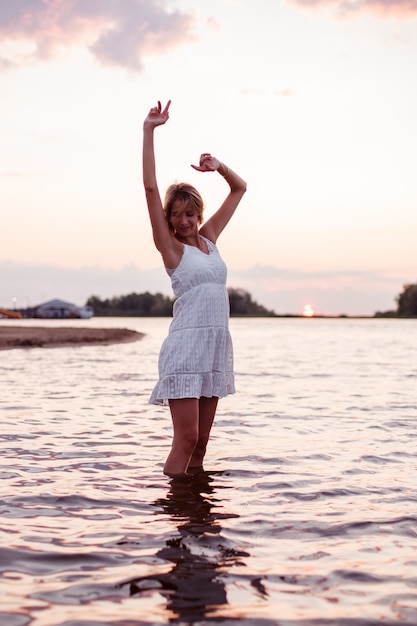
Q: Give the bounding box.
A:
[34,299,93,319]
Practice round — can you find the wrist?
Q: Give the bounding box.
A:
[217,163,229,177]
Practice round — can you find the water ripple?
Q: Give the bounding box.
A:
[1,318,417,624]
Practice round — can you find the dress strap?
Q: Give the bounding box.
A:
[199,235,215,252]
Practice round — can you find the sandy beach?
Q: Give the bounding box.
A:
[0,325,143,350]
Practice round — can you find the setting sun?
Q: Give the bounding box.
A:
[303,304,315,318]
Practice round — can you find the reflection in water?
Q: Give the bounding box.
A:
[121,472,250,622]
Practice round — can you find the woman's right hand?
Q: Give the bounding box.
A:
[143,100,171,129]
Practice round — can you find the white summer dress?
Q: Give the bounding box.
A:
[149,236,235,406]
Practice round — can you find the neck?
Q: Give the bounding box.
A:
[175,232,201,248]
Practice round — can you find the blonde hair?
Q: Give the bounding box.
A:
[164,183,204,233]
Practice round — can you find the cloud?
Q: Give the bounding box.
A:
[286,0,417,18]
[0,260,405,316]
[227,264,404,315]
[0,170,40,179]
[0,0,196,71]
[228,264,403,286]
[0,260,171,308]
[240,88,296,98]
[205,16,221,33]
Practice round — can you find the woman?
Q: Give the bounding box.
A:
[143,100,246,477]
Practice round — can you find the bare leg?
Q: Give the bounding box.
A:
[188,396,218,470]
[164,398,199,477]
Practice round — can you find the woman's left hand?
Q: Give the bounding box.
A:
[191,153,220,172]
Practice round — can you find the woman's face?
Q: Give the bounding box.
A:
[170,199,199,236]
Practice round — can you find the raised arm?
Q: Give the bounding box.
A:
[192,154,247,244]
[142,100,182,267]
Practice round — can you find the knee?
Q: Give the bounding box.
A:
[176,429,199,453]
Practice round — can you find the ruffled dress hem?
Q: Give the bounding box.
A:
[149,371,235,406]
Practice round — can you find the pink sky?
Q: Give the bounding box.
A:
[1,0,416,315]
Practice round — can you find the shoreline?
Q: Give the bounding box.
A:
[0,326,143,350]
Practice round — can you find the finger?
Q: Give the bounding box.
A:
[162,100,171,114]
[191,164,204,171]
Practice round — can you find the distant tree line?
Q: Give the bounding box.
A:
[397,284,417,316]
[228,288,276,316]
[86,292,173,317]
[375,283,417,317]
[86,288,276,317]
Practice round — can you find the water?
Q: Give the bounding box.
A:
[1,317,417,625]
